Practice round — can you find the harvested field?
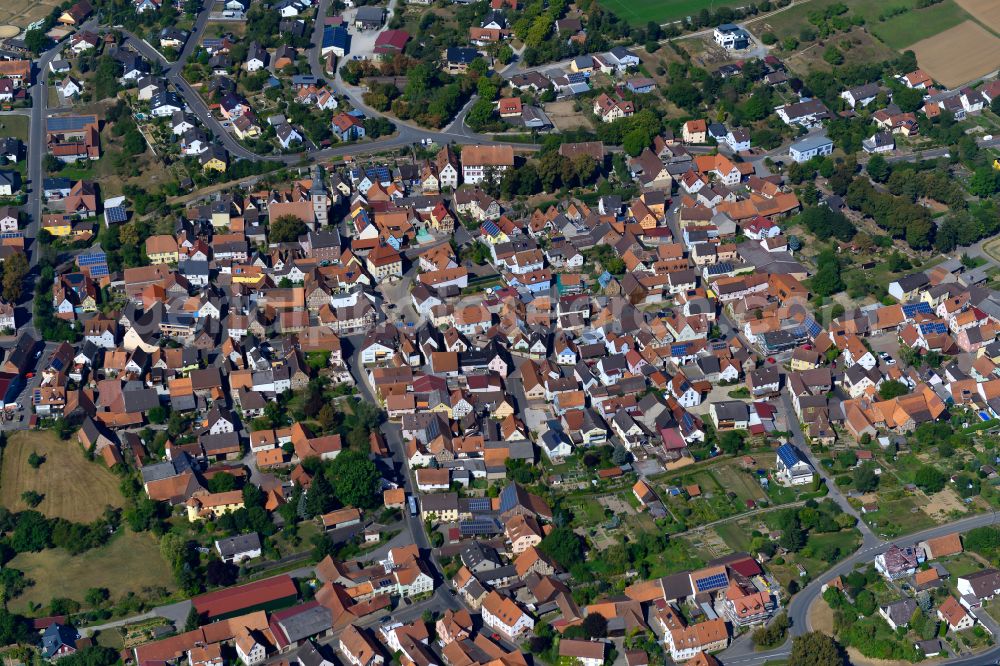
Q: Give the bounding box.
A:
[543,100,593,131]
[0,430,124,523]
[956,0,1000,31]
[0,0,61,31]
[909,21,1000,88]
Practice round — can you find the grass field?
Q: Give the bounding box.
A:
[871,0,971,49]
[0,115,28,142]
[0,430,125,523]
[715,522,751,552]
[7,531,175,612]
[861,495,935,537]
[597,0,742,26]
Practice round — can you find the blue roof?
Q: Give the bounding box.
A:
[482,220,500,237]
[459,518,501,535]
[777,443,805,468]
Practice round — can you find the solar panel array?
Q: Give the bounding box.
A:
[707,262,733,275]
[104,206,127,224]
[918,322,948,335]
[460,519,501,536]
[776,443,802,468]
[803,317,822,337]
[47,115,97,132]
[366,166,391,183]
[671,343,691,356]
[902,302,933,318]
[467,497,491,513]
[694,572,728,592]
[78,252,109,277]
[482,220,500,237]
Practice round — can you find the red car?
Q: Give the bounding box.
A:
[491,633,501,641]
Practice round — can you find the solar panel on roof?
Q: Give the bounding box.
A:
[47,115,96,132]
[902,302,932,317]
[460,519,501,535]
[467,498,491,512]
[777,443,802,468]
[694,572,728,591]
[104,206,127,223]
[671,344,689,355]
[483,221,500,236]
[804,318,822,337]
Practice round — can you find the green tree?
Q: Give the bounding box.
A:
[24,29,49,55]
[2,251,29,303]
[853,464,878,493]
[914,466,947,493]
[790,632,847,666]
[0,609,33,646]
[878,380,909,400]
[270,215,308,243]
[20,490,42,507]
[328,450,380,509]
[27,452,45,469]
[184,607,203,631]
[867,154,890,182]
[540,527,585,569]
[582,612,608,638]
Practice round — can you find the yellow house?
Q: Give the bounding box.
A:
[186,490,245,522]
[993,158,1000,171]
[231,265,265,285]
[80,293,98,313]
[145,235,180,264]
[492,399,515,421]
[429,401,452,419]
[200,148,228,173]
[42,214,72,237]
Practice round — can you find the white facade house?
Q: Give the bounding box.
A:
[789,134,833,163]
[481,592,534,640]
[713,24,750,50]
[775,444,814,486]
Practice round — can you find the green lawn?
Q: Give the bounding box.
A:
[870,0,970,49]
[715,522,751,552]
[7,530,175,613]
[0,115,28,141]
[597,0,744,26]
[861,496,935,538]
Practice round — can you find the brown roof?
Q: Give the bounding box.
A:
[461,145,514,167]
[559,639,605,661]
[924,533,963,559]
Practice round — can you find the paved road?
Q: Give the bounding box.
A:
[720,509,1000,664]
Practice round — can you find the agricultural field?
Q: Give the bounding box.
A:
[0,430,125,523]
[908,21,1000,88]
[0,0,61,31]
[6,531,175,612]
[869,0,970,50]
[956,0,1000,31]
[597,0,741,26]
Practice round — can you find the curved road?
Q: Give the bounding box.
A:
[720,509,1000,664]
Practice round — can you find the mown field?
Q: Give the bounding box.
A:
[7,531,175,612]
[598,0,743,26]
[0,430,125,523]
[870,0,971,50]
